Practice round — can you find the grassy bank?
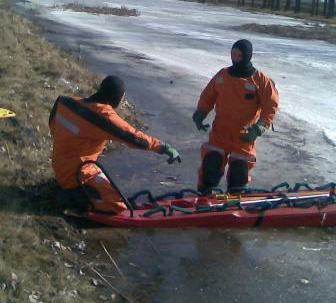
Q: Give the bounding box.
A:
[0,2,137,302]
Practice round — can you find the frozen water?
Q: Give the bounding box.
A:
[30,0,336,144]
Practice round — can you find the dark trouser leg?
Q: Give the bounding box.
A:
[226,159,249,194]
[198,151,225,194]
[56,186,99,211]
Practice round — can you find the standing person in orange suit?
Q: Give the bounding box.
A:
[193,39,279,194]
[49,75,181,213]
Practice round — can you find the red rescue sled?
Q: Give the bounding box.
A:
[80,161,336,228]
[87,188,336,228]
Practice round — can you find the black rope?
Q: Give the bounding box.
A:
[128,188,201,206]
[290,183,313,192]
[128,190,156,208]
[271,182,291,192]
[315,182,336,191]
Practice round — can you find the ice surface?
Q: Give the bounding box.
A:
[32,0,336,144]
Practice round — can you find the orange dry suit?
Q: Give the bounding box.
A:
[197,68,279,191]
[49,96,161,213]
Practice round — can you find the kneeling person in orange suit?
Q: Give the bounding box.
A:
[49,75,181,214]
[193,39,279,194]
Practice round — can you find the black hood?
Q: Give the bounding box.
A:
[228,39,256,78]
[89,75,125,108]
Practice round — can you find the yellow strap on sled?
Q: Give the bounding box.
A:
[215,194,242,201]
[0,108,16,119]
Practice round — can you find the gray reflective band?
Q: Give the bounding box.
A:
[55,113,80,135]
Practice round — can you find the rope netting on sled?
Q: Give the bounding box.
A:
[127,182,336,218]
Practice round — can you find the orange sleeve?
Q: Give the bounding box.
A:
[197,70,222,115]
[97,106,161,153]
[258,75,279,127]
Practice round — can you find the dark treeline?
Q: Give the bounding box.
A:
[196,0,335,17]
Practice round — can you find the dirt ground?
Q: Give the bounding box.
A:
[0,2,139,302]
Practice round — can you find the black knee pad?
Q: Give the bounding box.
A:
[227,159,248,193]
[202,151,224,189]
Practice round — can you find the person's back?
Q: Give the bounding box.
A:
[50,96,111,189]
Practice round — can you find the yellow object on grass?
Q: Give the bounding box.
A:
[0,108,16,118]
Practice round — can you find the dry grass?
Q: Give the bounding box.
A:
[0,7,99,194]
[0,214,101,303]
[0,2,138,302]
[58,2,140,17]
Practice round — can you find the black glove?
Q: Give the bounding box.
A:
[192,110,210,132]
[241,121,267,143]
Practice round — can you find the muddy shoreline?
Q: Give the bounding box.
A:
[181,0,336,25]
[231,23,336,45]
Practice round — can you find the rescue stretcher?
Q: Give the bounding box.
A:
[81,161,336,228]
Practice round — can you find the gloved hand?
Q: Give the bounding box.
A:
[192,110,210,132]
[241,121,266,143]
[159,143,182,164]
